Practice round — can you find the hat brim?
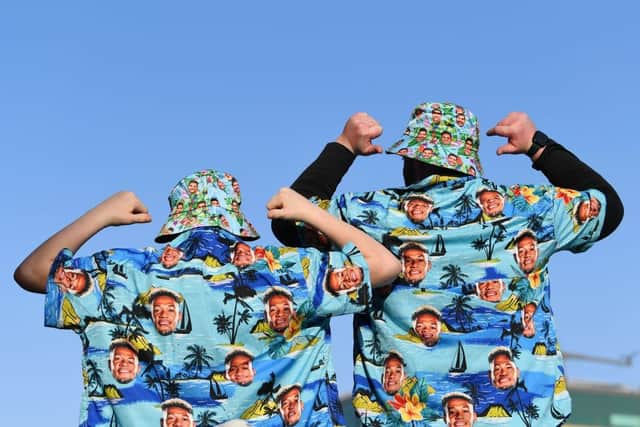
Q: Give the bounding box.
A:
[155,206,260,243]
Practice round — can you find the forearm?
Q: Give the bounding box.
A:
[14,208,108,294]
[532,140,623,239]
[302,207,400,287]
[272,142,355,245]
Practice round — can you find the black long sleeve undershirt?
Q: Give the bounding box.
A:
[272,139,623,245]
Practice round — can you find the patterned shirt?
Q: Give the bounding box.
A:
[302,175,605,426]
[45,228,371,427]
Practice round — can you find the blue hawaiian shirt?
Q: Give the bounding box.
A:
[301,175,605,427]
[45,228,371,427]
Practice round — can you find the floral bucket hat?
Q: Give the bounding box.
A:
[386,102,484,176]
[155,169,260,243]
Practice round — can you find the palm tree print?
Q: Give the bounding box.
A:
[439,264,468,289]
[215,276,257,345]
[196,410,217,427]
[470,222,507,261]
[358,209,380,225]
[444,295,475,331]
[183,344,214,377]
[86,359,104,396]
[455,194,478,223]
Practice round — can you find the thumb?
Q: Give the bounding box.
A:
[361,144,384,156]
[132,213,152,223]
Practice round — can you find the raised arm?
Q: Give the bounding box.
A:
[14,191,152,293]
[267,187,400,287]
[271,113,383,246]
[487,112,623,239]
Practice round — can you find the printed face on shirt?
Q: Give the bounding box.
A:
[414,313,440,347]
[174,202,184,214]
[416,129,427,142]
[232,243,253,268]
[576,197,601,224]
[54,267,88,295]
[383,357,404,394]
[327,266,364,294]
[516,235,538,274]
[267,294,294,332]
[187,180,198,194]
[405,198,433,223]
[478,191,504,218]
[279,388,304,426]
[441,132,452,145]
[456,114,466,127]
[522,303,536,337]
[445,397,476,427]
[464,139,473,155]
[161,246,183,269]
[226,353,255,386]
[110,345,139,384]
[152,295,182,335]
[402,248,430,285]
[162,406,195,427]
[491,354,518,389]
[422,148,435,159]
[477,280,504,303]
[432,110,442,124]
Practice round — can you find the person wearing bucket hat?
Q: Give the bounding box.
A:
[271,104,623,425]
[14,169,400,427]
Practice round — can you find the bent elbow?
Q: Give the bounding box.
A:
[599,191,624,240]
[13,265,46,294]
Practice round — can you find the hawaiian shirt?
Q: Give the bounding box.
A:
[301,175,605,427]
[45,228,372,427]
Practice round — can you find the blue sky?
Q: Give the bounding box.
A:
[1,2,639,425]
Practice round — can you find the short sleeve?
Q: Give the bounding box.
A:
[44,248,107,330]
[302,242,372,317]
[551,187,607,253]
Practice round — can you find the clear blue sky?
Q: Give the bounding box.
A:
[1,2,638,425]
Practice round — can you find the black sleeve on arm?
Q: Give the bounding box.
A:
[271,143,356,246]
[532,140,623,240]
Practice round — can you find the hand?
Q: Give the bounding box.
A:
[335,112,384,156]
[486,112,537,155]
[266,188,314,221]
[92,191,152,227]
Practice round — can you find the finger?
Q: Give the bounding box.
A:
[496,143,518,155]
[132,200,150,215]
[132,213,152,223]
[486,124,512,137]
[266,208,285,219]
[265,194,284,210]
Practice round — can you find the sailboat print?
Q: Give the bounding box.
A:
[449,341,467,374]
[431,234,446,257]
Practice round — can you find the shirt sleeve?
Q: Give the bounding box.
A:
[302,242,372,317]
[550,186,607,254]
[44,248,108,330]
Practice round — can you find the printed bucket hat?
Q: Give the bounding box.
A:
[155,169,259,243]
[386,102,484,176]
